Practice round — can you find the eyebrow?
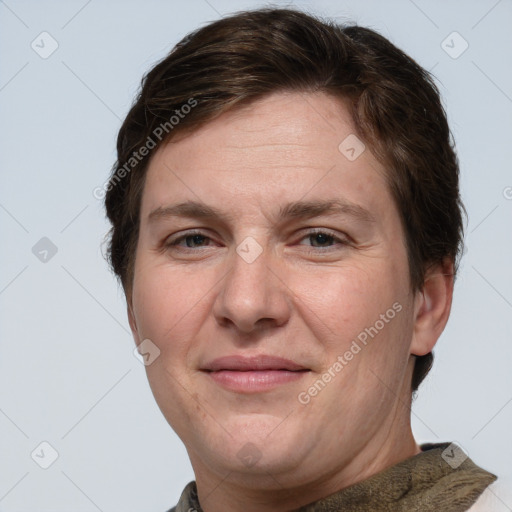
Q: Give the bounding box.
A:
[147,199,376,224]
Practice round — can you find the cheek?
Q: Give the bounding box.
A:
[131,261,210,358]
[297,265,413,424]
[293,259,405,346]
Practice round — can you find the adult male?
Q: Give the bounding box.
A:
[105,7,501,511]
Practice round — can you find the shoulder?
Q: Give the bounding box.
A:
[467,479,512,511]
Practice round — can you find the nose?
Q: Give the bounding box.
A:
[212,243,291,335]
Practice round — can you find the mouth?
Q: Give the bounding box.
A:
[201,355,310,393]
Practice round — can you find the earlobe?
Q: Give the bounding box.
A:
[410,259,454,357]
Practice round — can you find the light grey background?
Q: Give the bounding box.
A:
[1,0,511,510]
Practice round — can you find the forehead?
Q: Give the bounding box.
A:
[161,91,364,171]
[141,91,395,224]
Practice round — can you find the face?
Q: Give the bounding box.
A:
[129,91,420,489]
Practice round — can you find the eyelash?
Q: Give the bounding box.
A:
[165,229,349,253]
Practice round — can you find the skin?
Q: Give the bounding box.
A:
[128,91,454,512]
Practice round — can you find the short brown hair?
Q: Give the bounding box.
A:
[105,7,465,392]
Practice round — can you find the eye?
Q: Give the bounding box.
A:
[298,229,349,250]
[164,229,349,254]
[165,231,214,249]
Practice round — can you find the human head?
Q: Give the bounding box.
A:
[105,8,464,401]
[104,9,468,502]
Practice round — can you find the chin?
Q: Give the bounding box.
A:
[206,417,308,471]
[209,444,302,480]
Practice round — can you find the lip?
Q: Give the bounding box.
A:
[202,355,307,372]
[201,355,310,393]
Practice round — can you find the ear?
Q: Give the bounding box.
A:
[127,301,141,345]
[410,259,454,356]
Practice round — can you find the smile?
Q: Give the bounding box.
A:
[201,355,310,393]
